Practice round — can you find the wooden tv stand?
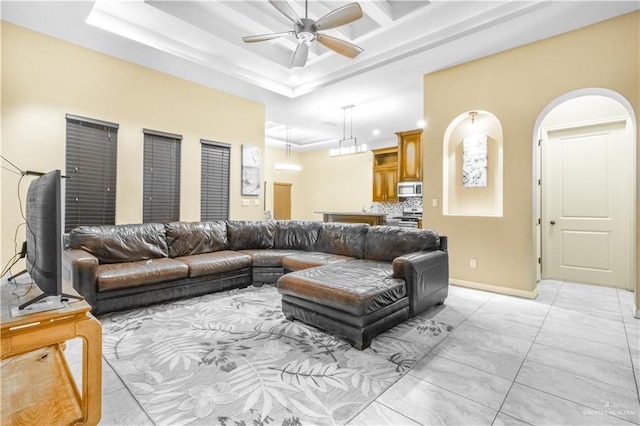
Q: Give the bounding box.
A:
[1,283,102,425]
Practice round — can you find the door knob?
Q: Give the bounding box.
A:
[550,221,556,225]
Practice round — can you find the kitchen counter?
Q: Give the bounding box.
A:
[316,211,385,226]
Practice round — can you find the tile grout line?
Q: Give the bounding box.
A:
[489,279,561,425]
[372,400,424,426]
[511,381,639,425]
[526,340,637,389]
[353,287,496,426]
[497,282,639,426]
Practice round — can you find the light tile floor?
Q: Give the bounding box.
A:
[65,280,639,425]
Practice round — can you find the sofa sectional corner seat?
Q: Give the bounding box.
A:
[281,222,368,272]
[236,220,357,284]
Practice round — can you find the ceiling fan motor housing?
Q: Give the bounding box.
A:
[296,18,317,43]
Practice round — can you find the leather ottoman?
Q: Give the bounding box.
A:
[276,260,410,349]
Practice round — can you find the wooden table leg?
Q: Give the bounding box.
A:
[74,315,102,426]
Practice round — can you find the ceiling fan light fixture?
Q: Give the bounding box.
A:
[297,33,315,43]
[296,17,316,43]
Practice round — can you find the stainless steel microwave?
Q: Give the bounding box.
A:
[397,182,422,197]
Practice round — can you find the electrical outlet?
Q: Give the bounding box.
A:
[470,259,477,268]
[432,198,438,208]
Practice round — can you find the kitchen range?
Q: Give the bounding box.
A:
[386,207,423,228]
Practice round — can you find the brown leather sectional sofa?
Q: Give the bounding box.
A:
[64,220,448,348]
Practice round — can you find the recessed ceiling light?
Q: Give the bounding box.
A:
[372,129,380,136]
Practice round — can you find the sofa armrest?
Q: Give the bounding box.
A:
[63,249,99,307]
[393,250,449,316]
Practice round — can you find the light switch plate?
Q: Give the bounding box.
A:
[242,199,250,206]
[254,199,260,206]
[432,198,438,208]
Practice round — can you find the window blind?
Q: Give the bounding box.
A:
[143,130,182,223]
[65,114,118,233]
[201,140,230,221]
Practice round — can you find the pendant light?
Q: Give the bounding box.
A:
[330,104,367,157]
[276,126,302,172]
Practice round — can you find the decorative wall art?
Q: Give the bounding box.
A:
[462,134,488,188]
[241,144,261,196]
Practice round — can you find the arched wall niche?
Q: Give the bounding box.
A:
[443,110,503,216]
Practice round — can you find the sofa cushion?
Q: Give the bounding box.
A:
[364,226,440,262]
[277,260,406,316]
[67,223,168,264]
[273,220,322,251]
[96,258,188,291]
[238,249,302,267]
[165,221,228,257]
[315,223,369,258]
[226,221,275,250]
[177,250,252,278]
[282,252,354,271]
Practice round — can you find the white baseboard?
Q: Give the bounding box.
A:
[450,278,538,299]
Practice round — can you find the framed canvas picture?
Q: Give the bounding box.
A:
[462,134,488,188]
[241,144,261,196]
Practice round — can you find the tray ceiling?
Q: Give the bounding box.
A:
[2,1,638,151]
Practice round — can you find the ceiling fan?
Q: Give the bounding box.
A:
[242,0,364,68]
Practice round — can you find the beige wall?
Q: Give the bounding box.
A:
[263,146,304,219]
[1,22,265,267]
[297,149,374,221]
[261,147,374,221]
[259,146,377,221]
[423,11,639,300]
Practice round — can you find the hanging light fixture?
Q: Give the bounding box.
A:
[276,126,302,172]
[330,104,367,157]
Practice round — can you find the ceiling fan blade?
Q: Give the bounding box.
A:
[314,3,363,31]
[316,34,363,59]
[291,42,309,68]
[268,0,302,26]
[242,31,293,43]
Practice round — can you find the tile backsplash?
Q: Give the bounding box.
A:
[365,197,423,217]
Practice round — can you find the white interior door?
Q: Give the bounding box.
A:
[542,119,629,288]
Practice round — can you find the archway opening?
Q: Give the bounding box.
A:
[533,90,636,291]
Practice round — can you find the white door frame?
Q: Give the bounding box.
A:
[532,88,637,291]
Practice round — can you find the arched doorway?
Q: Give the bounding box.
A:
[533,90,636,290]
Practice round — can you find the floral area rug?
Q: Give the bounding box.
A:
[100,285,454,425]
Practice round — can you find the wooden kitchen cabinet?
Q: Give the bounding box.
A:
[397,129,423,182]
[372,147,398,202]
[373,167,398,201]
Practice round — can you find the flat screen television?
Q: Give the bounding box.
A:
[20,169,80,310]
